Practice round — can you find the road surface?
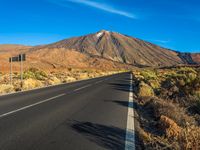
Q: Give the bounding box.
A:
[0,72,135,150]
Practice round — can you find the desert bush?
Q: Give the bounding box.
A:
[77,73,89,80]
[47,76,61,85]
[143,98,197,127]
[140,69,157,81]
[159,115,181,139]
[0,84,14,94]
[138,81,154,97]
[178,126,200,150]
[144,135,179,150]
[22,79,43,90]
[165,67,197,83]
[146,79,161,90]
[134,67,200,150]
[23,71,35,79]
[177,67,197,75]
[35,71,47,80]
[23,68,47,80]
[63,76,77,83]
[160,67,200,99]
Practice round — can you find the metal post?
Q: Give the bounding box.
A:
[20,54,23,88]
[10,57,12,85]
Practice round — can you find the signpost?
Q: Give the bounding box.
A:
[19,54,26,87]
[9,57,13,85]
[9,54,26,87]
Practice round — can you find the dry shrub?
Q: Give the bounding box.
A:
[22,79,43,90]
[144,135,179,150]
[63,76,77,83]
[47,76,61,85]
[143,98,197,127]
[178,126,200,150]
[0,84,14,94]
[77,73,89,80]
[23,67,47,80]
[134,67,200,149]
[159,115,181,139]
[138,81,155,97]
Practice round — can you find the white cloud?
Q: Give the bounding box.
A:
[50,0,136,19]
[152,39,170,44]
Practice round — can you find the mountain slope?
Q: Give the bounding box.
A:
[33,30,188,67]
[0,44,31,52]
[28,48,133,71]
[179,53,200,64]
[1,31,199,72]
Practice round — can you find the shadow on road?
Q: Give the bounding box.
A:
[70,121,126,150]
[109,76,131,93]
[109,82,131,93]
[105,76,137,109]
[104,100,137,110]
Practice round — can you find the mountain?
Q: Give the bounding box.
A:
[32,30,199,67]
[1,31,199,72]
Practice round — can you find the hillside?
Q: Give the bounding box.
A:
[178,53,200,64]
[33,30,186,67]
[0,44,31,52]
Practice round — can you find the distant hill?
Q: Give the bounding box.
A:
[178,53,200,64]
[0,44,31,52]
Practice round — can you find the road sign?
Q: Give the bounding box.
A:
[9,54,26,86]
[19,54,26,61]
[9,54,26,62]
[9,56,19,62]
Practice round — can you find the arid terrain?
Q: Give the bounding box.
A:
[132,66,200,149]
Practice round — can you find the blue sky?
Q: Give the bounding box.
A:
[0,0,199,53]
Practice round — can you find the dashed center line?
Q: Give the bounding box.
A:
[95,80,103,84]
[73,84,92,92]
[0,93,66,119]
[0,78,107,119]
[0,81,99,119]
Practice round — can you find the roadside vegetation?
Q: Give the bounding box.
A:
[0,67,125,94]
[132,66,200,149]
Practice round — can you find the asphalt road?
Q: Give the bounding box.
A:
[0,72,134,150]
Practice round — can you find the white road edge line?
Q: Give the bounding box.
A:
[125,73,136,150]
[0,93,66,119]
[74,84,92,92]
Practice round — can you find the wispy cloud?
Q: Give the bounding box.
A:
[151,39,170,44]
[155,40,170,44]
[49,0,136,19]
